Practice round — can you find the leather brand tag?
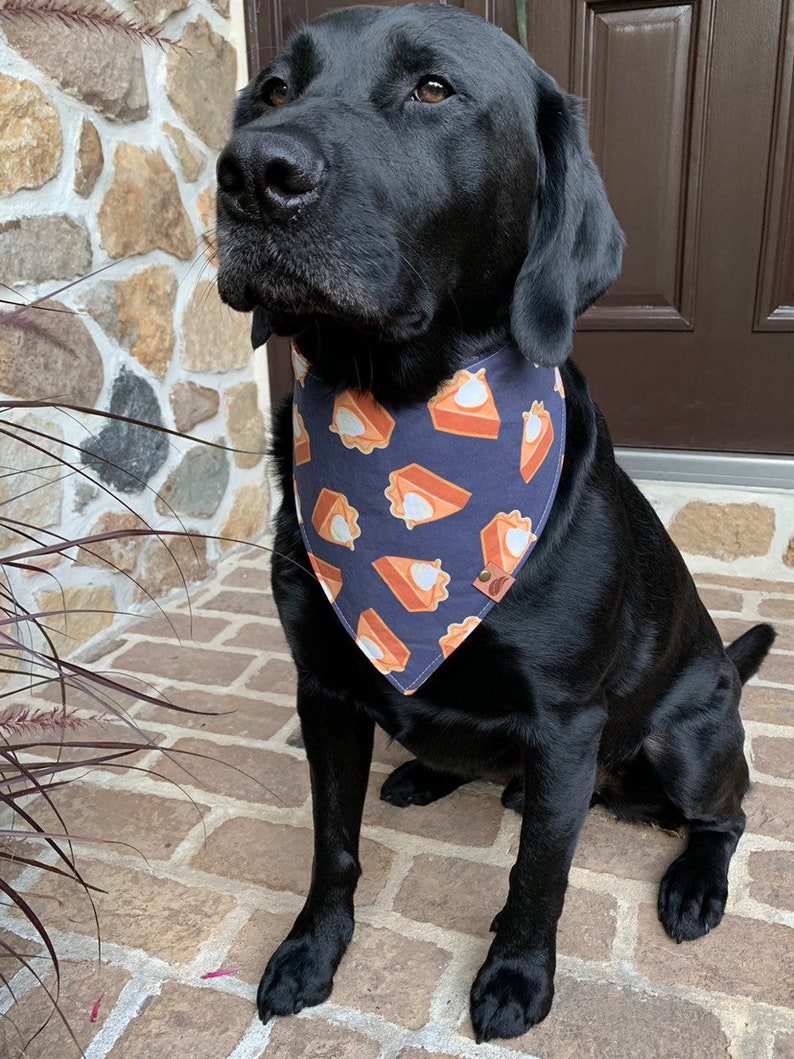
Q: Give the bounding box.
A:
[472,562,516,601]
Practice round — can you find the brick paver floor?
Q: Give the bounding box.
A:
[2,549,793,1058]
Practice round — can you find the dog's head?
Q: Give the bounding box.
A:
[216,4,622,371]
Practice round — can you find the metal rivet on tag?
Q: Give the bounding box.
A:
[478,570,491,582]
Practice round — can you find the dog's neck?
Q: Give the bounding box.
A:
[291,316,511,408]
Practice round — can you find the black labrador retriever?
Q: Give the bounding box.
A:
[215,4,775,1042]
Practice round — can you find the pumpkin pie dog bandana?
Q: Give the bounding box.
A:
[292,341,566,695]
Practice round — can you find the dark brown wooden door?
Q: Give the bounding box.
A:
[247,0,794,455]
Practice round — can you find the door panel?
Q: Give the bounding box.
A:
[755,0,794,330]
[574,2,712,331]
[530,0,794,453]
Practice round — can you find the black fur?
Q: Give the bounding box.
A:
[216,5,775,1043]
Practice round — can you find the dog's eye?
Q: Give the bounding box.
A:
[412,77,453,104]
[263,78,289,107]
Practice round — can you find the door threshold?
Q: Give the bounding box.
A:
[616,449,794,491]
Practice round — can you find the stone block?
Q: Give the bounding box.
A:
[3,5,148,121]
[163,122,203,181]
[759,596,794,620]
[225,381,265,467]
[752,734,794,780]
[0,216,91,286]
[497,974,730,1058]
[191,817,393,905]
[74,118,103,197]
[219,562,271,589]
[699,585,744,612]
[744,782,794,841]
[0,74,61,195]
[395,853,506,938]
[76,510,148,572]
[634,902,794,1008]
[155,737,310,805]
[181,280,250,372]
[742,684,794,725]
[571,807,685,882]
[99,143,194,259]
[0,962,130,1059]
[28,780,201,860]
[130,610,228,643]
[36,584,116,655]
[197,184,217,260]
[224,621,288,650]
[363,773,503,847]
[747,849,794,911]
[332,922,451,1029]
[264,1019,381,1059]
[169,380,220,432]
[220,482,269,549]
[113,638,251,685]
[762,652,794,685]
[245,657,297,697]
[166,17,236,149]
[80,367,169,492]
[134,533,210,600]
[669,501,776,561]
[16,858,234,962]
[106,982,250,1059]
[132,0,188,22]
[83,265,177,378]
[155,442,230,518]
[133,683,294,740]
[0,297,101,403]
[201,588,277,618]
[0,411,63,552]
[224,907,297,985]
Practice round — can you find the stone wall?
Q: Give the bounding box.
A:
[0,0,268,654]
[638,482,794,581]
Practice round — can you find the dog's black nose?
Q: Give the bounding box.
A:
[217,130,326,221]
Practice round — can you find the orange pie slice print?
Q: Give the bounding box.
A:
[307,553,344,603]
[439,616,481,658]
[385,463,472,530]
[520,401,554,483]
[293,405,311,466]
[373,556,450,612]
[480,511,537,574]
[427,368,501,439]
[330,390,396,454]
[356,609,410,674]
[311,488,361,550]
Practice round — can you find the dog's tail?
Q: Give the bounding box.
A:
[727,623,776,684]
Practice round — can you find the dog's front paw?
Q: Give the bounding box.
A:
[470,956,554,1042]
[257,925,351,1024]
[658,851,728,943]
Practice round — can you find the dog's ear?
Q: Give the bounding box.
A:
[510,75,623,366]
[251,306,271,349]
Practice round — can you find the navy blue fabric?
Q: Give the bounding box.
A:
[292,343,566,694]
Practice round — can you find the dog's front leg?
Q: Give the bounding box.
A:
[470,706,604,1043]
[257,672,374,1024]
